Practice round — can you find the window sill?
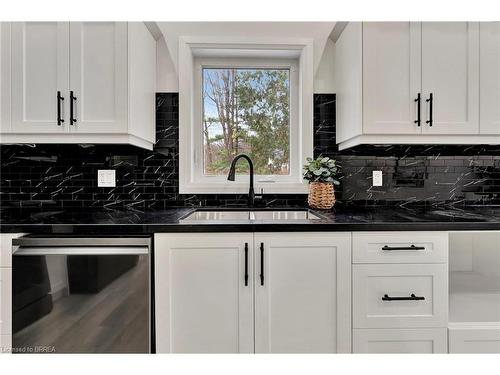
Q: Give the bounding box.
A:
[179,181,308,194]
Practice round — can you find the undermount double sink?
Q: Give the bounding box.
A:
[180,209,324,223]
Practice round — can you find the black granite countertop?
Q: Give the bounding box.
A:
[1,206,500,235]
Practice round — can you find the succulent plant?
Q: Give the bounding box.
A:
[302,156,340,185]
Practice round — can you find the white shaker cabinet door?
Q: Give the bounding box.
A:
[154,233,254,353]
[69,22,128,133]
[254,232,351,353]
[480,22,500,135]
[11,22,69,133]
[363,22,422,135]
[421,22,479,134]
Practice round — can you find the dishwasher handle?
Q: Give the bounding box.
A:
[13,246,149,256]
[12,237,151,256]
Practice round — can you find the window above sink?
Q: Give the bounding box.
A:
[178,36,314,194]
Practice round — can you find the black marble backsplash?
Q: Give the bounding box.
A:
[1,93,499,210]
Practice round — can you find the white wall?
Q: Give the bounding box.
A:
[156,22,336,93]
[314,38,335,93]
[157,38,178,92]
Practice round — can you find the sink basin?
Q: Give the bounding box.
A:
[252,210,322,220]
[180,210,251,221]
[180,209,323,222]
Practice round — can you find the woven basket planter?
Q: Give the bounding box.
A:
[307,182,336,210]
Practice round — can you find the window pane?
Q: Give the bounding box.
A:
[202,68,290,176]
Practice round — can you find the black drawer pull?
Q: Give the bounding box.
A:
[382,245,425,251]
[244,242,249,287]
[382,293,425,302]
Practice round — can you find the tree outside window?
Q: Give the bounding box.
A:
[202,68,290,176]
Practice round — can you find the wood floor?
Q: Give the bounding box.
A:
[13,255,150,353]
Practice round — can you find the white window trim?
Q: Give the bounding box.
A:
[179,36,313,194]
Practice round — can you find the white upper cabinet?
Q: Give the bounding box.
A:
[363,22,422,135]
[254,232,351,353]
[335,22,497,150]
[69,22,128,133]
[421,22,479,134]
[1,22,156,149]
[11,22,69,133]
[480,22,500,135]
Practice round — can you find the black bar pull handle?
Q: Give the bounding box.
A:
[382,293,425,302]
[260,242,264,286]
[414,93,421,127]
[382,245,425,251]
[70,91,77,125]
[426,93,433,127]
[244,243,249,287]
[57,91,64,125]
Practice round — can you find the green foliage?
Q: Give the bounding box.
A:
[203,68,290,175]
[302,156,340,185]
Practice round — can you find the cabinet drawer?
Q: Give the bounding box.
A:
[449,325,500,353]
[353,328,448,353]
[353,231,448,264]
[353,264,448,328]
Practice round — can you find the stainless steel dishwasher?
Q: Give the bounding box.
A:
[11,236,152,354]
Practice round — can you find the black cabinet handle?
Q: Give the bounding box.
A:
[382,245,425,251]
[244,243,249,287]
[382,293,425,302]
[260,242,264,286]
[414,93,421,127]
[70,91,77,125]
[426,93,433,127]
[57,91,64,125]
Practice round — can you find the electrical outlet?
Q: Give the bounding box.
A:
[372,170,383,187]
[97,170,116,187]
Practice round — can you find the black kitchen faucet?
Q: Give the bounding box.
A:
[227,154,262,207]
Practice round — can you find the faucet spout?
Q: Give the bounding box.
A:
[227,154,255,207]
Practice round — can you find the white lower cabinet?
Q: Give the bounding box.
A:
[352,231,449,353]
[0,268,12,337]
[0,334,11,354]
[353,263,448,328]
[254,232,351,353]
[154,233,254,353]
[154,232,352,353]
[353,328,448,353]
[0,233,18,354]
